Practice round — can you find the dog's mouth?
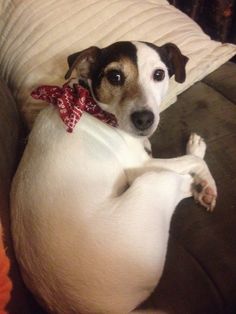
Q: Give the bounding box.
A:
[133,126,157,138]
[136,129,154,137]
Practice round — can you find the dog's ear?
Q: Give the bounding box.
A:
[160,43,189,83]
[65,46,101,80]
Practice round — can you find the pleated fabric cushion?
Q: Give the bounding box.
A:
[0,0,235,126]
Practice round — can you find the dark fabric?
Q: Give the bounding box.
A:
[203,62,236,103]
[0,80,44,314]
[169,0,236,44]
[141,62,236,314]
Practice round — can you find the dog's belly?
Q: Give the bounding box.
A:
[11,164,161,314]
[11,108,162,313]
[17,216,161,313]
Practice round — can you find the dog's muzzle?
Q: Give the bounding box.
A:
[130,110,154,131]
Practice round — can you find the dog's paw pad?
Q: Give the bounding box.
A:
[186,133,206,159]
[192,179,217,212]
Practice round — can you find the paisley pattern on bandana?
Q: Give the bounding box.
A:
[31,83,118,132]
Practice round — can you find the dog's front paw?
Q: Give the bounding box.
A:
[191,170,217,212]
[186,133,206,159]
[187,134,216,211]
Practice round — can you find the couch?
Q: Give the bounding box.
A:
[0,1,236,313]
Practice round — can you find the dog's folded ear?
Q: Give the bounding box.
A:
[65,46,101,80]
[160,43,189,83]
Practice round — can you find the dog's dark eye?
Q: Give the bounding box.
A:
[153,69,165,82]
[106,70,124,86]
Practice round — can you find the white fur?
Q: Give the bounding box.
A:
[117,41,169,137]
[135,41,169,108]
[11,44,216,314]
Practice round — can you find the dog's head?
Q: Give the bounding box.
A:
[65,41,188,137]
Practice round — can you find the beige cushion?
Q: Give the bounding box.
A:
[0,0,235,126]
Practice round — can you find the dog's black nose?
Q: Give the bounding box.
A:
[131,110,154,131]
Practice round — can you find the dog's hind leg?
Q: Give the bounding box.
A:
[106,170,192,285]
[96,170,192,314]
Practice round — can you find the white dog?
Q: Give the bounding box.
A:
[11,41,217,314]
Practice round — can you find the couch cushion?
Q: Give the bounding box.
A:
[0,0,235,127]
[203,62,236,104]
[144,62,236,314]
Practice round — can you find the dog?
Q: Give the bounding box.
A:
[11,41,217,314]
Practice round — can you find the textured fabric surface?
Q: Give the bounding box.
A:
[203,62,236,104]
[145,62,236,314]
[31,82,118,132]
[169,0,236,43]
[0,0,235,127]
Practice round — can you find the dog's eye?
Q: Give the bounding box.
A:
[153,69,165,82]
[106,70,124,86]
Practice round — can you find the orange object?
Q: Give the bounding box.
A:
[0,227,12,314]
[223,7,232,17]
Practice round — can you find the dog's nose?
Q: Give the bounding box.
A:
[131,110,154,131]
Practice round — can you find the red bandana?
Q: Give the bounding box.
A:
[31,82,118,132]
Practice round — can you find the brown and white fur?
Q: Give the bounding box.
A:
[11,41,217,314]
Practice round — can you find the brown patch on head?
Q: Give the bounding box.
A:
[95,57,141,107]
[65,46,100,80]
[65,41,141,111]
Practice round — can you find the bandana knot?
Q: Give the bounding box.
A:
[31,82,118,132]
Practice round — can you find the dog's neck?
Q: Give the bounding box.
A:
[31,80,118,132]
